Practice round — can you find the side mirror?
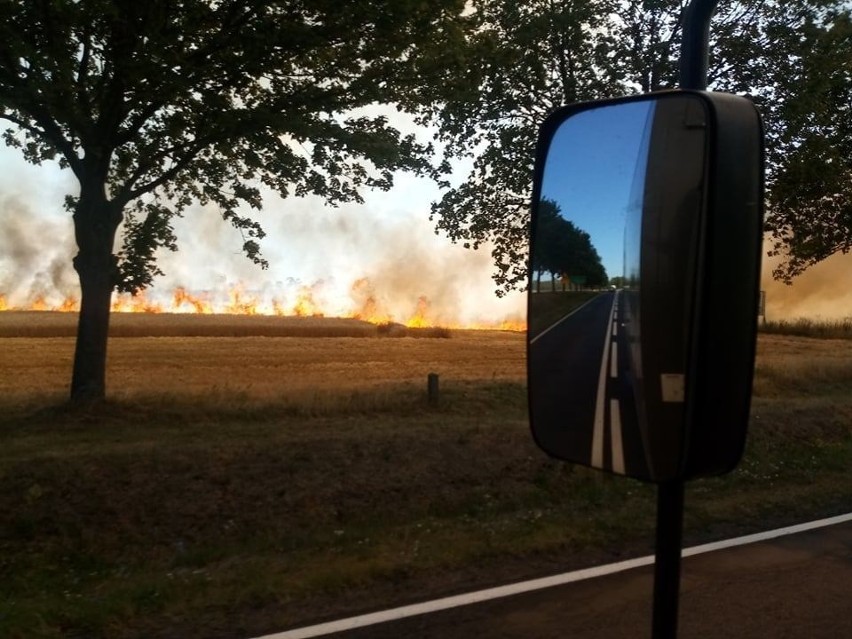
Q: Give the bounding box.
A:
[528,91,764,483]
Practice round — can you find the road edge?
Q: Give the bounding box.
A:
[255,512,852,639]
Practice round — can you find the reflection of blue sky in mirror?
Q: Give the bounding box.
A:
[541,100,654,279]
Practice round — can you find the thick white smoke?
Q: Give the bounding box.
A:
[0,144,526,326]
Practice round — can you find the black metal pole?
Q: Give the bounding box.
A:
[679,0,720,90]
[648,6,722,638]
[652,480,686,639]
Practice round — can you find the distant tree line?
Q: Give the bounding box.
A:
[531,199,608,292]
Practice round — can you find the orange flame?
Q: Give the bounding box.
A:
[405,296,432,328]
[31,294,49,311]
[349,277,392,324]
[224,286,260,315]
[111,291,164,313]
[173,287,214,314]
[292,286,323,317]
[0,280,526,331]
[57,296,78,312]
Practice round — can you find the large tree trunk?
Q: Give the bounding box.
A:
[70,186,122,403]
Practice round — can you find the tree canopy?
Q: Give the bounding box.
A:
[532,199,608,290]
[0,0,466,400]
[758,9,852,282]
[427,0,622,295]
[428,0,852,293]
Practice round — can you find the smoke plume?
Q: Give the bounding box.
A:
[0,147,525,326]
[761,242,852,321]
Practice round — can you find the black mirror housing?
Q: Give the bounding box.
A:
[527,90,763,483]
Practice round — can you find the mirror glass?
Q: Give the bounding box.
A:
[528,94,708,482]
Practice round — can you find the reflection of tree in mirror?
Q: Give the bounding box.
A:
[532,199,608,292]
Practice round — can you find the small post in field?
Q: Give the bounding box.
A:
[427,372,440,405]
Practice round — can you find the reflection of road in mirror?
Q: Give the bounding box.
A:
[529,290,649,480]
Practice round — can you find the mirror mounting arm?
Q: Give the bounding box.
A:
[679,0,720,90]
[659,3,723,637]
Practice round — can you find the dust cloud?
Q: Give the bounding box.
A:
[761,245,852,321]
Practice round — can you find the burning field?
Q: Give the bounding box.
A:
[0,277,526,334]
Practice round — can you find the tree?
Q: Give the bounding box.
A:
[753,8,852,282]
[0,0,466,402]
[429,0,852,293]
[532,198,608,291]
[676,0,852,283]
[427,0,623,296]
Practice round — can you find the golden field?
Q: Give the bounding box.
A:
[0,311,525,405]
[4,310,852,403]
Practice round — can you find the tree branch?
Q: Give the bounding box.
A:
[117,143,206,205]
[1,108,83,177]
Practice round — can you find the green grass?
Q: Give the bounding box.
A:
[1,340,851,638]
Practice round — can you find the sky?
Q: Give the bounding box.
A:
[540,99,655,280]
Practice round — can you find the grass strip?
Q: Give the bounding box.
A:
[2,375,850,639]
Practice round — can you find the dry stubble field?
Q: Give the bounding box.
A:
[0,312,523,405]
[1,311,851,639]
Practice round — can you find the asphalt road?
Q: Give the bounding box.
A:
[529,291,649,479]
[313,519,852,639]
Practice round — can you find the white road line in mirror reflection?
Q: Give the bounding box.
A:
[591,294,617,468]
[610,399,625,474]
[610,342,618,378]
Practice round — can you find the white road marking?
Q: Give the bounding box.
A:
[591,295,617,468]
[252,513,852,639]
[610,399,625,475]
[610,342,618,378]
[612,321,617,337]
